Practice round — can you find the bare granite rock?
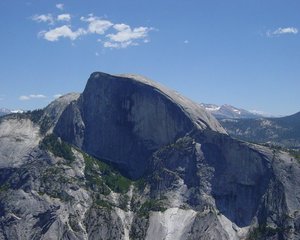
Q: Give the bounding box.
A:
[0,72,299,240]
[54,72,225,178]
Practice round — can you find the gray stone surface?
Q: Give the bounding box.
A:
[41,93,80,134]
[55,72,225,178]
[0,118,41,168]
[0,72,299,240]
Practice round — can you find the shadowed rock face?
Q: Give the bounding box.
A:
[55,72,225,178]
[148,130,273,227]
[1,72,300,239]
[198,132,272,227]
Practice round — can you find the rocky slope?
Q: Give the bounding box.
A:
[221,112,300,149]
[0,72,299,240]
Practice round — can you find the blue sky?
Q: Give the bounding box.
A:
[0,0,299,116]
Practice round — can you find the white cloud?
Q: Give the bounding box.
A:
[81,15,113,34]
[57,14,71,22]
[267,27,298,36]
[109,24,149,41]
[103,41,128,48]
[32,14,54,24]
[40,25,87,41]
[19,96,30,101]
[33,12,154,49]
[274,27,298,34]
[89,20,113,34]
[56,3,64,10]
[19,94,47,101]
[53,94,62,99]
[79,14,96,22]
[105,24,152,48]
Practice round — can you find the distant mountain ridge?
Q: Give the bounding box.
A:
[200,103,265,119]
[221,111,300,148]
[0,72,299,239]
[0,108,11,116]
[0,108,24,116]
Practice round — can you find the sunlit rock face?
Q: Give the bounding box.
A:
[55,72,225,178]
[0,72,299,240]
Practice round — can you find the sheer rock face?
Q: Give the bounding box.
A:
[54,72,225,178]
[42,93,80,134]
[1,72,300,240]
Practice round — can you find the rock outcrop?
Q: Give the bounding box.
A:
[54,72,225,178]
[0,72,299,240]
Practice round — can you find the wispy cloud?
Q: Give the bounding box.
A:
[184,40,189,44]
[56,3,64,10]
[57,14,71,22]
[39,25,87,41]
[267,27,298,37]
[53,94,62,99]
[104,24,152,48]
[32,14,54,25]
[19,94,47,101]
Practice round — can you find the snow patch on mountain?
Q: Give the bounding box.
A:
[201,103,265,119]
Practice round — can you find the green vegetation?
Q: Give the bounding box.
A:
[40,166,74,202]
[26,109,44,123]
[41,167,72,184]
[40,134,75,162]
[83,153,131,194]
[45,188,73,202]
[158,138,190,154]
[247,224,285,240]
[118,194,130,210]
[262,143,300,162]
[0,108,51,135]
[84,154,111,195]
[39,115,52,135]
[138,199,167,217]
[105,172,131,193]
[4,109,40,122]
[94,199,113,209]
[134,178,147,191]
[0,183,10,193]
[68,214,82,232]
[289,149,300,160]
[1,112,27,122]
